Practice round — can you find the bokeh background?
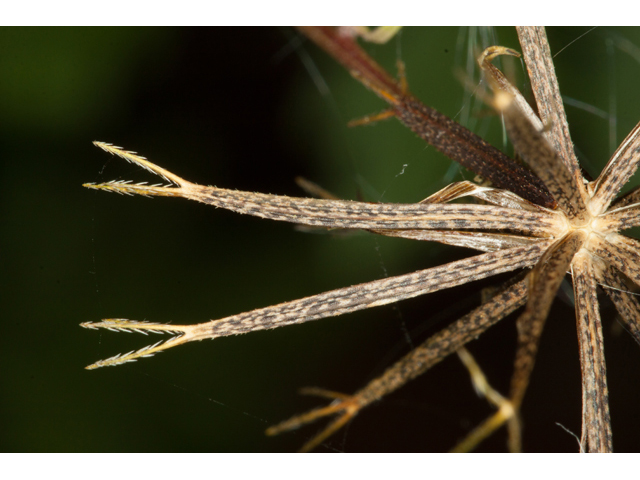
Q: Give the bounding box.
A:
[3,27,640,452]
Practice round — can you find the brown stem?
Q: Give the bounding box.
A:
[296,26,555,209]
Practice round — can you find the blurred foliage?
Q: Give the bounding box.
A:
[3,27,640,452]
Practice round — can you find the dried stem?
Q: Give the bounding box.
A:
[509,231,586,407]
[516,26,587,202]
[85,144,561,236]
[82,241,549,369]
[572,252,613,452]
[297,27,555,208]
[590,121,640,214]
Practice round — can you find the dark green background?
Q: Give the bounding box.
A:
[3,27,640,452]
